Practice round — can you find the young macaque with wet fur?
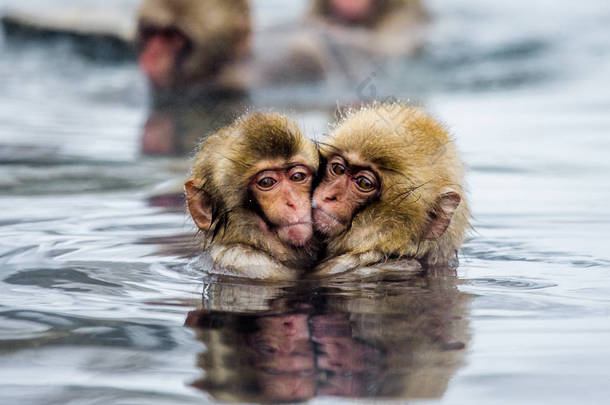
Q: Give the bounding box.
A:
[312,104,470,276]
[137,0,250,92]
[185,113,319,280]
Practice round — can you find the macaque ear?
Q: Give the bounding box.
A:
[185,180,213,230]
[425,189,461,240]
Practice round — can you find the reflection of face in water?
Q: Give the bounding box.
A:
[141,92,248,157]
[247,314,317,401]
[185,308,318,403]
[186,270,470,403]
[312,313,386,397]
[313,313,381,373]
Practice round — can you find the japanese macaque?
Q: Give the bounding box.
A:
[312,0,425,28]
[257,0,426,85]
[184,113,319,280]
[312,103,470,276]
[308,0,426,57]
[137,0,251,92]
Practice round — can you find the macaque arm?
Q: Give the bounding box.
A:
[425,189,461,240]
[311,251,385,278]
[328,258,423,282]
[209,244,301,281]
[312,252,423,279]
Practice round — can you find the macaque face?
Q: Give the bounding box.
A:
[137,24,191,88]
[313,154,380,237]
[249,161,315,247]
[330,0,375,22]
[248,314,316,401]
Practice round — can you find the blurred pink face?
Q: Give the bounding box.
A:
[330,0,374,21]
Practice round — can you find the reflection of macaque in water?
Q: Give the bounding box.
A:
[247,314,317,401]
[185,286,318,403]
[140,94,247,156]
[313,269,470,399]
[185,267,470,402]
[312,313,386,397]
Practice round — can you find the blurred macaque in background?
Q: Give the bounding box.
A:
[1,0,428,159]
[136,0,252,157]
[303,0,426,78]
[253,0,427,89]
[315,0,425,24]
[185,267,470,402]
[137,0,251,95]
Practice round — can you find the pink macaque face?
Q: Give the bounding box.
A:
[330,0,375,21]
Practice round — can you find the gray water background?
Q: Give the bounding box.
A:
[1,0,610,403]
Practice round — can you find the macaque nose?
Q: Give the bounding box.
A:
[324,193,338,202]
[285,192,302,211]
[319,179,346,204]
[283,186,310,220]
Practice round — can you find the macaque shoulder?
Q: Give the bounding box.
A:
[208,244,302,281]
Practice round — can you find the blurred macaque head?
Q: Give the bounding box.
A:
[312,0,423,28]
[137,0,250,90]
[330,0,375,22]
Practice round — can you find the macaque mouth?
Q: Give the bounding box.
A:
[312,207,347,226]
[275,222,314,248]
[138,24,193,52]
[277,221,313,228]
[137,23,193,87]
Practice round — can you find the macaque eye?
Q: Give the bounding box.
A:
[355,176,375,192]
[331,163,346,175]
[290,172,308,182]
[257,177,277,189]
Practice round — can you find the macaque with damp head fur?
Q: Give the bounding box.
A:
[311,103,470,276]
[185,112,319,280]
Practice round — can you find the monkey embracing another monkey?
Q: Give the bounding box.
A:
[185,113,319,280]
[312,103,471,276]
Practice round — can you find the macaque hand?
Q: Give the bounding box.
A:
[310,251,387,278]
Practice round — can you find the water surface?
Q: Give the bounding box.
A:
[1,0,610,404]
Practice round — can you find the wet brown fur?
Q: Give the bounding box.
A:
[186,113,319,280]
[316,103,471,273]
[137,0,250,86]
[311,0,425,29]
